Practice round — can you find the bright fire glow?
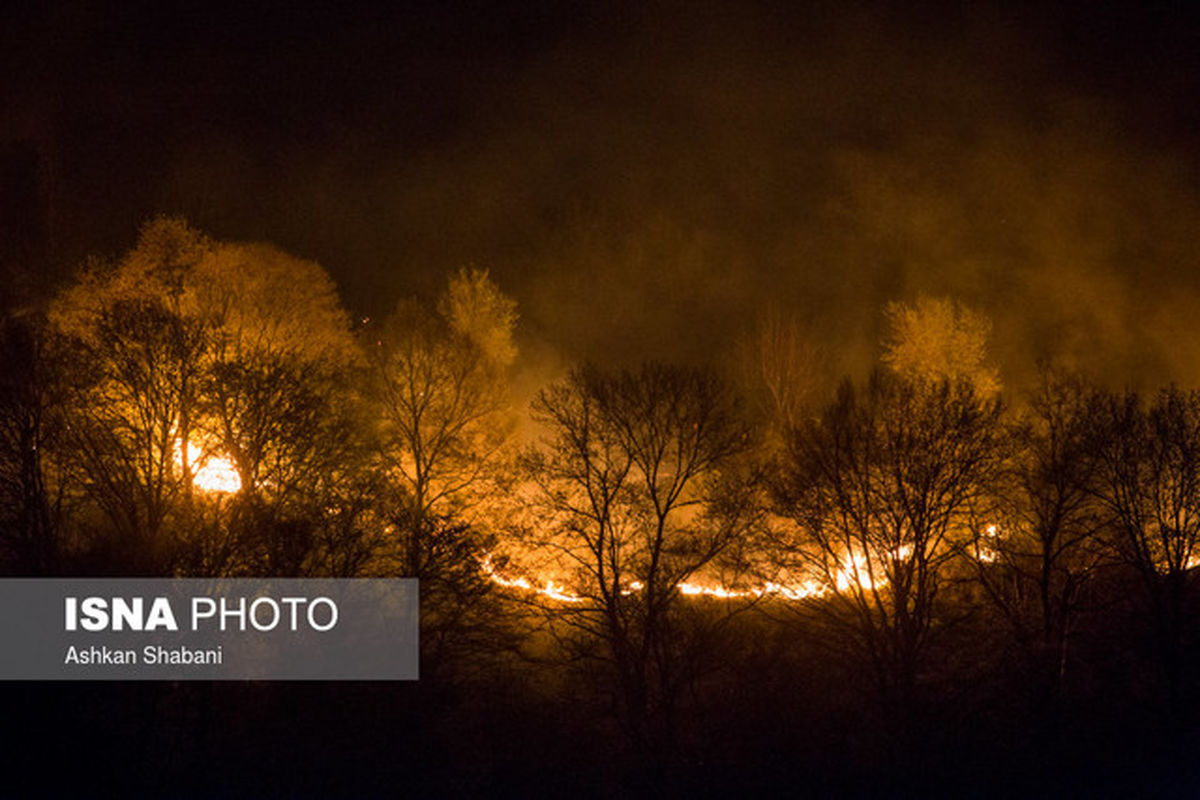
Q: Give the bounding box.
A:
[679,580,828,600]
[481,556,585,603]
[976,524,1000,563]
[481,529,1000,606]
[834,550,877,592]
[483,557,850,604]
[175,440,242,494]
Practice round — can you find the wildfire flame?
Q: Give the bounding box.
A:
[175,440,242,494]
[481,556,585,603]
[976,524,1000,563]
[482,556,848,604]
[480,535,1003,606]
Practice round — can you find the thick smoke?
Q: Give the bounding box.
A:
[5,2,1198,393]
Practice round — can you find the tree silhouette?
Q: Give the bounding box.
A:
[730,306,826,452]
[370,268,516,554]
[1091,385,1200,703]
[773,371,1005,711]
[0,311,69,573]
[369,267,519,674]
[50,220,211,571]
[521,362,755,754]
[966,366,1107,704]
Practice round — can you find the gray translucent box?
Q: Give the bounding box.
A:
[0,578,418,680]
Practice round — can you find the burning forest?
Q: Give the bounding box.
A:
[1,1,1199,797]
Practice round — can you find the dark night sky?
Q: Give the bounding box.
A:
[2,1,1198,388]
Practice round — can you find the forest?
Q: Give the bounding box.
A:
[3,216,1200,797]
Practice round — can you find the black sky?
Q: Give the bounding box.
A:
[2,1,1198,388]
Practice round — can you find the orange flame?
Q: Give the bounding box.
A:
[479,533,1009,605]
[175,440,242,494]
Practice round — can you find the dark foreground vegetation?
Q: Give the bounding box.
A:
[4,219,1200,797]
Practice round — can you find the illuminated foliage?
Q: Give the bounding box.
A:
[372,268,516,538]
[49,220,211,570]
[47,218,368,575]
[439,266,519,369]
[882,294,1001,397]
[195,243,368,574]
[193,242,359,366]
[370,268,519,674]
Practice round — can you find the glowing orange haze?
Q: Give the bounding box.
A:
[178,441,1020,597]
